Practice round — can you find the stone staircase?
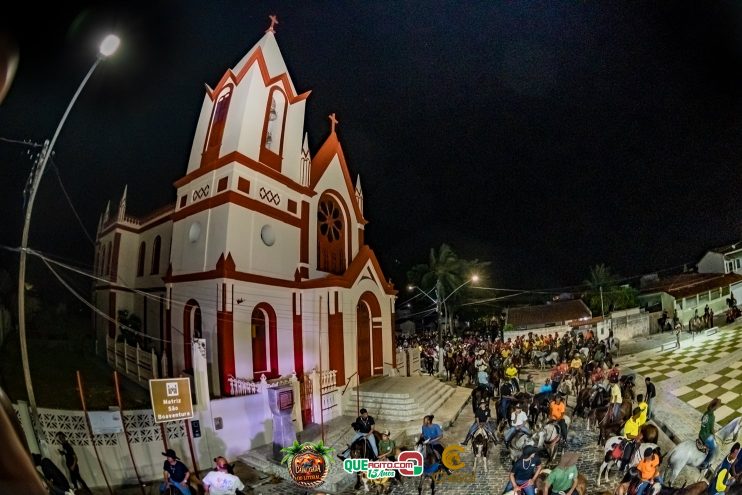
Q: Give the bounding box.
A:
[341,375,458,423]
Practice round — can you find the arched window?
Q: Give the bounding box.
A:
[259,87,287,170]
[150,236,162,275]
[202,85,233,166]
[183,299,202,371]
[317,193,347,275]
[251,303,278,378]
[137,242,146,277]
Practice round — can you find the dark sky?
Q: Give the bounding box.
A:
[2,1,742,291]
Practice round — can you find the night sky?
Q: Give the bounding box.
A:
[2,1,742,292]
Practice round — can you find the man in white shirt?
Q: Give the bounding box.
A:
[504,403,531,448]
[202,457,245,495]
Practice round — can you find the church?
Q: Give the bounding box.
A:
[92,20,397,398]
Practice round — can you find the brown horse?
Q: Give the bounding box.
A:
[592,399,633,443]
[531,469,587,495]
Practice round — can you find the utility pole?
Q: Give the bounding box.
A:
[599,286,605,317]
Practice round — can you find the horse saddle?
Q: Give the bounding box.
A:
[695,438,709,454]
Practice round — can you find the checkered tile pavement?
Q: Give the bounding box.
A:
[621,330,742,383]
[671,360,742,426]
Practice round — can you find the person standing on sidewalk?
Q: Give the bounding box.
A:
[674,324,681,349]
[645,377,656,420]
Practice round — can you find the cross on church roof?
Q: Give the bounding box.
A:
[329,113,338,134]
[267,15,279,33]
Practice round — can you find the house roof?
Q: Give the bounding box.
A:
[640,272,742,299]
[507,300,592,327]
[708,241,742,256]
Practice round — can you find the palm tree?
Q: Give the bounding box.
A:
[583,264,637,314]
[407,244,489,337]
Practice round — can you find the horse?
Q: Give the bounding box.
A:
[536,417,571,465]
[540,351,560,369]
[350,431,381,490]
[664,416,742,484]
[454,361,467,386]
[596,437,659,486]
[688,315,705,334]
[471,426,490,474]
[507,428,537,462]
[504,469,588,495]
[608,469,709,495]
[595,400,634,443]
[443,354,456,382]
[415,440,444,495]
[558,376,576,397]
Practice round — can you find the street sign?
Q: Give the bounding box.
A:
[149,378,194,423]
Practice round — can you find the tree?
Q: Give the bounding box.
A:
[407,244,490,336]
[583,264,638,314]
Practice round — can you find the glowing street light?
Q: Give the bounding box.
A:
[17,33,120,451]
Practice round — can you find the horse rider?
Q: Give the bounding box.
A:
[421,415,452,474]
[548,394,568,445]
[524,373,536,395]
[634,447,662,495]
[503,445,542,495]
[504,403,531,449]
[499,380,515,424]
[377,430,396,461]
[621,407,643,470]
[603,373,622,424]
[542,451,579,495]
[636,394,648,427]
[475,349,487,373]
[505,361,520,392]
[339,408,377,460]
[463,399,497,446]
[699,398,721,472]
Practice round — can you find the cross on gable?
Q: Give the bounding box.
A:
[329,113,338,134]
[267,15,279,33]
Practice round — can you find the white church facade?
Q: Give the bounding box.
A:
[92,25,398,399]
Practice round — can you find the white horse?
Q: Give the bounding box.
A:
[508,429,537,462]
[539,351,559,369]
[596,436,658,486]
[536,417,571,464]
[579,347,590,359]
[557,377,575,397]
[664,416,742,484]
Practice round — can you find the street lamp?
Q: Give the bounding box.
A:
[17,34,120,451]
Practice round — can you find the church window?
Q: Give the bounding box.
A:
[260,87,287,170]
[137,242,146,277]
[317,193,347,275]
[201,85,233,166]
[150,236,161,275]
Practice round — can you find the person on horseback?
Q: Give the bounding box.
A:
[636,394,648,427]
[499,380,515,423]
[605,374,622,424]
[524,373,536,395]
[421,415,451,475]
[339,408,377,460]
[505,403,531,450]
[634,447,661,495]
[503,445,542,495]
[542,451,579,495]
[621,408,643,470]
[570,353,583,372]
[699,398,721,471]
[548,394,568,445]
[377,430,396,461]
[505,361,520,392]
[463,400,497,446]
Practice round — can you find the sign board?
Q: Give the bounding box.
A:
[88,411,124,435]
[149,377,194,423]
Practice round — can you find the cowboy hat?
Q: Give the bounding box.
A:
[162,448,179,459]
[381,429,390,436]
[521,445,537,458]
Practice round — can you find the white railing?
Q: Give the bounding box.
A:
[228,375,261,396]
[106,335,159,387]
[320,370,337,389]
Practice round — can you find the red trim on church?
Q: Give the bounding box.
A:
[172,190,301,228]
[328,296,344,387]
[205,45,311,104]
[292,293,304,376]
[217,308,235,395]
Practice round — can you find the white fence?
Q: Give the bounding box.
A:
[105,335,160,387]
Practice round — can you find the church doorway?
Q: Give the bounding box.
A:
[183,299,202,372]
[356,292,382,381]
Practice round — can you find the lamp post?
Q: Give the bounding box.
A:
[17,34,120,450]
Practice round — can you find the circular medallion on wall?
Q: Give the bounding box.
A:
[188,222,201,243]
[260,224,275,246]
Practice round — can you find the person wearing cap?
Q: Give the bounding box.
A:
[503,445,541,495]
[377,430,396,461]
[700,398,722,471]
[542,451,579,495]
[605,373,622,424]
[463,400,496,446]
[548,395,568,444]
[161,449,190,494]
[202,456,245,495]
[504,403,531,449]
[621,408,643,470]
